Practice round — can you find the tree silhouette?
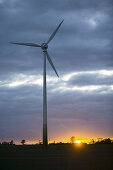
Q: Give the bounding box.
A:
[2,141,9,145]
[103,138,112,144]
[10,140,14,145]
[95,138,112,144]
[70,136,75,144]
[21,139,25,145]
[91,139,95,144]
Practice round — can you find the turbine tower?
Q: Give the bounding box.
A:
[10,20,64,147]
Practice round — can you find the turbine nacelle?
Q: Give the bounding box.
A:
[41,43,48,51]
[10,20,64,78]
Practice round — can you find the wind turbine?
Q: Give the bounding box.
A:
[10,20,64,147]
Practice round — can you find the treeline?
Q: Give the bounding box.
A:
[95,138,113,144]
[0,139,26,145]
[0,138,113,145]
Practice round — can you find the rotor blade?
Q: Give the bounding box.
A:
[46,51,59,77]
[46,19,64,44]
[10,42,41,47]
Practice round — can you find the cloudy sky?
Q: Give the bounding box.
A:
[0,0,113,143]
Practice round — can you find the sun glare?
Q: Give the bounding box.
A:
[75,140,81,144]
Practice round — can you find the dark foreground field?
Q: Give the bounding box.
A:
[0,144,113,170]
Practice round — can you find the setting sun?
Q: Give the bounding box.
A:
[75,140,81,144]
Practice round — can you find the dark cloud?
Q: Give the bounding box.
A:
[68,73,113,86]
[0,0,113,142]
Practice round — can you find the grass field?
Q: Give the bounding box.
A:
[0,144,113,170]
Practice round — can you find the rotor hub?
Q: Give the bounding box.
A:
[41,43,48,51]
